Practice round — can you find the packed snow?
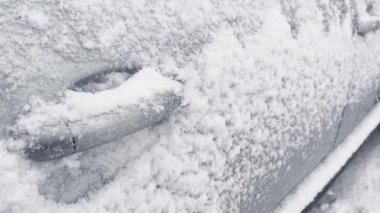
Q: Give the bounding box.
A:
[1,0,380,212]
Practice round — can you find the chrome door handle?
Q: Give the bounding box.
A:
[15,67,182,161]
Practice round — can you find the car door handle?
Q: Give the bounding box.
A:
[357,17,380,35]
[14,67,182,161]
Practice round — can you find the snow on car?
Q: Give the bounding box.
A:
[14,67,182,161]
[1,0,380,212]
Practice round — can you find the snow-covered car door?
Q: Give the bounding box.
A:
[1,0,380,213]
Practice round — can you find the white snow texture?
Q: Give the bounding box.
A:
[1,0,380,213]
